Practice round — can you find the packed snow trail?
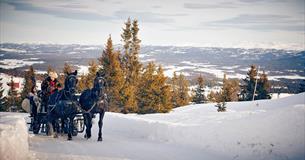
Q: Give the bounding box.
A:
[1,93,304,160]
[30,128,219,160]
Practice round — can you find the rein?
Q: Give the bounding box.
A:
[82,101,97,114]
[48,74,78,112]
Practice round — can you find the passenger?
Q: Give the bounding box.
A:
[40,71,61,112]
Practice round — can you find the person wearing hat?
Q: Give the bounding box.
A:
[40,71,62,113]
[42,71,61,94]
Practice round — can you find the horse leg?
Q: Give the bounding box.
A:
[84,113,92,139]
[61,118,65,134]
[46,113,54,136]
[67,117,73,140]
[97,111,105,141]
[53,119,59,138]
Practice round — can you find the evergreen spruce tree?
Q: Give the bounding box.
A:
[138,63,171,113]
[176,73,190,107]
[138,62,157,113]
[193,75,206,104]
[0,78,7,111]
[59,63,73,87]
[120,18,142,113]
[170,72,190,107]
[21,66,36,99]
[77,74,87,92]
[138,62,172,114]
[130,19,141,66]
[109,50,125,112]
[170,72,179,107]
[99,36,125,112]
[47,65,55,75]
[122,84,137,113]
[256,71,271,99]
[222,74,240,102]
[126,19,142,84]
[156,66,172,112]
[85,60,99,89]
[121,17,132,70]
[208,90,217,102]
[6,76,20,111]
[241,65,258,101]
[63,63,73,75]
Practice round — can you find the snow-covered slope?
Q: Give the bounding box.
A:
[0,113,31,160]
[103,93,305,160]
[1,93,304,160]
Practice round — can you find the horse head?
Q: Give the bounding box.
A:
[93,72,106,96]
[64,70,78,94]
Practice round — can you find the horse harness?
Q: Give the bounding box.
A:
[82,92,107,114]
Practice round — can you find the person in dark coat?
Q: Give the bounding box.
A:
[40,71,61,113]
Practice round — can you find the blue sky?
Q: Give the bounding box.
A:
[0,0,304,47]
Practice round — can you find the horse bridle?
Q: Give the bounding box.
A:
[66,74,77,95]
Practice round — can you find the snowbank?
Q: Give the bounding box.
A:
[0,112,30,160]
[102,93,305,160]
[6,93,303,160]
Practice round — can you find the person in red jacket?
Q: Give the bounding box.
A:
[40,71,61,112]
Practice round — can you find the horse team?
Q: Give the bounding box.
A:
[28,71,108,141]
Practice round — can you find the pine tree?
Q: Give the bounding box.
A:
[77,74,87,92]
[193,75,206,104]
[222,74,240,102]
[122,84,137,113]
[170,72,179,107]
[58,63,73,88]
[256,71,271,99]
[21,66,36,99]
[99,36,125,112]
[137,62,171,113]
[176,73,190,107]
[121,17,132,69]
[85,60,99,89]
[170,72,190,107]
[138,62,156,113]
[120,18,142,113]
[208,90,221,103]
[6,76,20,111]
[156,66,172,112]
[63,63,73,75]
[47,65,55,74]
[131,19,141,62]
[99,35,114,75]
[0,78,7,111]
[109,50,125,112]
[241,65,257,101]
[123,19,142,84]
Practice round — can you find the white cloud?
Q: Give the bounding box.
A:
[0,0,304,47]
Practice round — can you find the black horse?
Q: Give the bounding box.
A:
[47,70,79,140]
[79,72,108,141]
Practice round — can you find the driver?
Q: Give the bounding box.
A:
[40,71,61,112]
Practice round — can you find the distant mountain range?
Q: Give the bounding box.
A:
[0,43,304,93]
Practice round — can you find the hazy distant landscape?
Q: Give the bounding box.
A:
[1,43,304,93]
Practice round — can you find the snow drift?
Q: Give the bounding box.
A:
[102,93,305,160]
[0,93,304,160]
[0,113,30,160]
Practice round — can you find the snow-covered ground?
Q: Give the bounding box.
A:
[0,58,44,69]
[1,93,304,160]
[0,73,24,96]
[0,113,31,160]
